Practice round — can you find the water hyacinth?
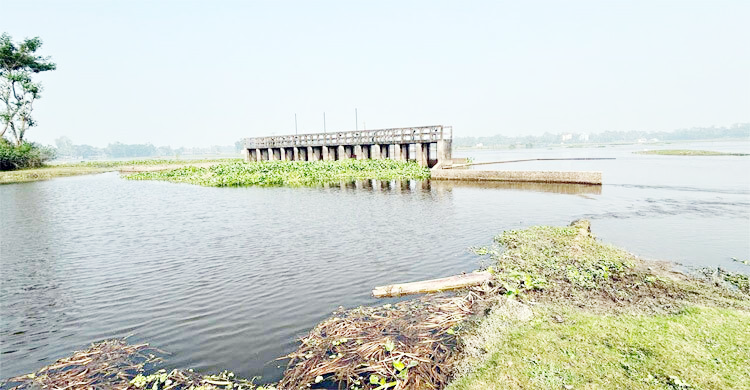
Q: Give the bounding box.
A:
[124,159,431,187]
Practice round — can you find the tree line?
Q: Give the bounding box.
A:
[453,123,750,148]
[53,137,242,160]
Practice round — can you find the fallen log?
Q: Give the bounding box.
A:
[372,272,494,298]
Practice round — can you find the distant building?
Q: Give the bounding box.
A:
[579,133,589,142]
[561,134,573,142]
[475,143,484,148]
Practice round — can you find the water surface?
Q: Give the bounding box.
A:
[1,141,748,381]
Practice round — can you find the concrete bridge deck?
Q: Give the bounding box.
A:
[242,125,452,168]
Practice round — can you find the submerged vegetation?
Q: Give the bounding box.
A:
[125,159,431,187]
[634,149,749,156]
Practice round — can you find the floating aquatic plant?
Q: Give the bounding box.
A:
[125,159,431,187]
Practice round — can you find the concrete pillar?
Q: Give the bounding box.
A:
[256,148,263,161]
[338,145,348,160]
[414,144,423,166]
[354,145,364,160]
[267,148,275,161]
[279,147,287,161]
[415,143,428,167]
[371,144,381,159]
[436,139,452,167]
[322,146,329,161]
[293,147,300,161]
[400,144,409,161]
[242,148,250,162]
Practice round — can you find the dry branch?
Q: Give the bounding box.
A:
[372,272,494,298]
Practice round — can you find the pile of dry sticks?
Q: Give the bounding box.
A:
[2,285,498,390]
[2,339,158,389]
[279,284,496,390]
[1,339,267,390]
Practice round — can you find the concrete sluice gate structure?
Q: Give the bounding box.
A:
[242,125,452,168]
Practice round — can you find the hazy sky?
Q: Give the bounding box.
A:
[3,0,749,148]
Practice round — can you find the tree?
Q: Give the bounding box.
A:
[1,33,56,146]
[55,135,73,156]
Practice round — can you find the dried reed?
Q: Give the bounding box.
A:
[279,285,495,390]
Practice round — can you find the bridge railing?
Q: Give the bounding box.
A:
[244,125,450,149]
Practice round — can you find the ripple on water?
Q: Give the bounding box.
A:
[2,147,749,381]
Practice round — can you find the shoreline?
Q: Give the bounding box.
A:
[0,159,239,184]
[4,221,748,389]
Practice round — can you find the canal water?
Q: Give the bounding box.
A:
[1,141,748,382]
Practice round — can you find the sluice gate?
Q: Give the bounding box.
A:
[242,125,453,168]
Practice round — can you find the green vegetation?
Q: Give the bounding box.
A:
[1,33,56,170]
[125,159,431,187]
[0,158,240,184]
[451,221,749,390]
[1,33,56,147]
[0,138,56,170]
[478,221,635,295]
[0,164,111,184]
[449,305,750,390]
[635,149,749,156]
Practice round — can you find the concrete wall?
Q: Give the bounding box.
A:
[246,141,450,167]
[430,169,602,185]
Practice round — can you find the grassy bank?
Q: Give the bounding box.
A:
[0,159,240,184]
[449,305,749,389]
[0,165,114,184]
[449,221,749,390]
[634,149,749,156]
[124,159,431,187]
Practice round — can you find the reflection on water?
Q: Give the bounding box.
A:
[429,179,602,195]
[1,141,748,383]
[320,179,602,196]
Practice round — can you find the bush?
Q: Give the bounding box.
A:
[0,138,57,170]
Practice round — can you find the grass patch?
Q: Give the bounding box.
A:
[477,220,635,295]
[449,305,750,390]
[452,221,749,390]
[0,159,240,184]
[124,159,431,187]
[473,220,747,312]
[634,149,749,156]
[0,165,114,184]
